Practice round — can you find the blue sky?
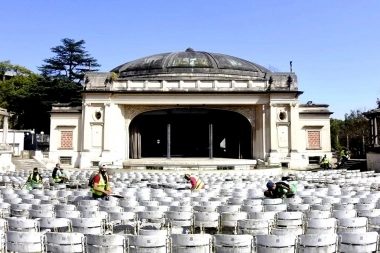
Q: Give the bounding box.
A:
[1,0,379,119]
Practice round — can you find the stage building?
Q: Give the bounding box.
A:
[49,48,332,169]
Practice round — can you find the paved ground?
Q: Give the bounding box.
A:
[11,157,324,176]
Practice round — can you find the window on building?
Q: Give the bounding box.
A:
[279,112,287,121]
[60,156,72,165]
[307,131,321,149]
[60,131,73,148]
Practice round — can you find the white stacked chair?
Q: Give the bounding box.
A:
[305,218,337,234]
[255,234,297,253]
[6,231,46,253]
[238,219,272,236]
[127,234,168,253]
[339,232,379,252]
[10,203,31,217]
[8,218,39,232]
[87,234,127,253]
[337,217,368,233]
[39,217,73,233]
[166,211,193,234]
[0,231,5,253]
[71,218,104,235]
[193,212,220,234]
[109,211,137,235]
[170,234,212,253]
[55,210,81,219]
[213,234,254,253]
[298,233,338,252]
[46,232,85,253]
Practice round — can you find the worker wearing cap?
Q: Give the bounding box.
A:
[320,154,330,170]
[91,164,112,200]
[264,180,296,198]
[184,174,205,190]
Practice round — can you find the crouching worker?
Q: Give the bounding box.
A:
[26,167,43,190]
[184,174,205,190]
[264,180,297,198]
[91,165,112,200]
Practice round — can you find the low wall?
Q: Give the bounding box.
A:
[0,151,15,172]
[367,152,380,172]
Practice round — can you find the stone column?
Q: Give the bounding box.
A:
[125,118,131,160]
[290,103,299,153]
[374,117,378,146]
[269,103,277,153]
[261,104,266,158]
[82,103,92,151]
[2,116,8,144]
[103,103,112,151]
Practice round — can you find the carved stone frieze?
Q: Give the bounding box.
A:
[208,106,256,127]
[125,105,175,121]
[124,105,256,127]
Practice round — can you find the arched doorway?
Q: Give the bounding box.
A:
[129,108,252,159]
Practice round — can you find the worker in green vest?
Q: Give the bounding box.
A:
[320,154,330,170]
[339,148,349,166]
[91,164,112,200]
[184,174,205,190]
[26,167,43,190]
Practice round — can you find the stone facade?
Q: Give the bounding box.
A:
[49,49,332,169]
[0,108,15,172]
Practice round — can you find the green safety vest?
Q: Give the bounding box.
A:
[54,173,61,182]
[91,173,109,196]
[193,176,205,190]
[322,157,329,164]
[29,173,41,183]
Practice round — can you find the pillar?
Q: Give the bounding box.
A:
[374,117,378,146]
[2,116,8,144]
[125,118,131,160]
[82,103,92,151]
[262,104,266,158]
[103,103,112,151]
[290,103,299,153]
[167,123,171,159]
[269,103,277,153]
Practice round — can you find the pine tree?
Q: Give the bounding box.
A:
[38,38,100,85]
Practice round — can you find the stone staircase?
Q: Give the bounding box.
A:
[11,157,47,171]
[337,159,367,172]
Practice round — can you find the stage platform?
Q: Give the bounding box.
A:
[122,158,257,170]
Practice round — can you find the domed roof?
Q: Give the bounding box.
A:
[111,48,270,79]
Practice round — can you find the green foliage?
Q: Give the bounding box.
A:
[38,38,100,85]
[330,118,343,151]
[0,62,82,133]
[0,61,33,81]
[331,109,369,158]
[109,72,118,82]
[2,38,100,133]
[6,77,82,133]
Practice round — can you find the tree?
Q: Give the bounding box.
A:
[0,61,38,109]
[6,77,82,133]
[0,61,82,133]
[330,118,343,151]
[339,110,369,158]
[38,38,100,85]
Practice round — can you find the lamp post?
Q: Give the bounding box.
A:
[31,129,35,147]
[40,131,44,151]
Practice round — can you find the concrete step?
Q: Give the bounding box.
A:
[338,159,367,171]
[12,157,46,171]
